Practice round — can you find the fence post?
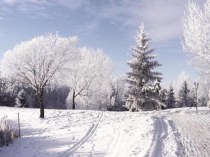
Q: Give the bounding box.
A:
[18,113,20,138]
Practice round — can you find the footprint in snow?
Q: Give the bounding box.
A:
[132,147,141,155]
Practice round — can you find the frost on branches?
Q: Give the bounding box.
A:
[182,0,210,64]
[182,0,210,93]
[1,33,78,118]
[125,24,163,111]
[65,48,113,110]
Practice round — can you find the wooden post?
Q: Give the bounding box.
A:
[18,113,20,138]
[194,82,199,111]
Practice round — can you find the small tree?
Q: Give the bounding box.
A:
[166,85,176,108]
[177,81,192,107]
[15,89,27,107]
[108,77,126,111]
[1,34,78,118]
[125,24,162,111]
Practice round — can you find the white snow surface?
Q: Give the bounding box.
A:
[0,107,210,157]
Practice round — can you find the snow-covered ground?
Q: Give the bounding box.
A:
[0,107,210,157]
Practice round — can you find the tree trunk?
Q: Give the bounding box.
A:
[37,88,44,118]
[40,101,44,118]
[72,90,76,110]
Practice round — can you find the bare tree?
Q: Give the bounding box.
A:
[1,33,78,118]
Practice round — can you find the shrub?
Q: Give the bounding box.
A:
[0,116,17,147]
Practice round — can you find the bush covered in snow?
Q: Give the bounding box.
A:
[0,116,17,147]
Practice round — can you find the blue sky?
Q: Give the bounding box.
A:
[0,0,203,82]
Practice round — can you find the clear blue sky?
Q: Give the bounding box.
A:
[0,0,203,82]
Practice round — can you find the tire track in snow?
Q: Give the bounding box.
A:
[144,116,168,157]
[59,111,103,157]
[168,119,184,157]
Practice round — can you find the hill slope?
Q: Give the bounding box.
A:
[0,107,210,157]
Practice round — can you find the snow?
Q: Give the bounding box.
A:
[0,107,210,157]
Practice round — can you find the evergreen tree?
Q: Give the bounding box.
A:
[166,85,176,108]
[160,89,167,109]
[178,81,192,107]
[15,89,27,108]
[125,24,162,111]
[160,89,167,103]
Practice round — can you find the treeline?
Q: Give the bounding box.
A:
[1,74,207,111]
[161,81,207,109]
[0,76,126,111]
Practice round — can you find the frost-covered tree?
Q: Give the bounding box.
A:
[15,89,27,108]
[125,24,162,111]
[182,0,210,93]
[182,1,209,62]
[66,48,113,110]
[177,81,192,107]
[1,34,78,118]
[166,85,176,109]
[108,77,126,111]
[197,72,210,102]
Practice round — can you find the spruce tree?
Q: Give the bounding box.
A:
[178,81,192,107]
[160,89,167,104]
[160,89,167,109]
[166,85,176,108]
[125,24,162,111]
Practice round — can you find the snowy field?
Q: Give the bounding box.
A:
[0,107,210,157]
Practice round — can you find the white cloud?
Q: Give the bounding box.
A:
[54,0,91,10]
[0,0,204,43]
[0,0,47,6]
[91,0,189,43]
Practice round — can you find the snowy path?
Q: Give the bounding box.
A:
[168,109,210,157]
[144,115,182,157]
[1,107,210,157]
[144,117,169,157]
